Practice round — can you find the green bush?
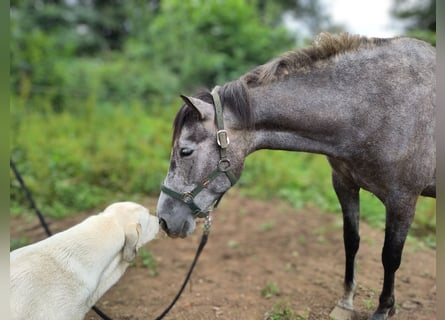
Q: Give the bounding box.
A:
[10,96,173,218]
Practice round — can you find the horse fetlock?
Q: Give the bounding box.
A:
[340,282,356,310]
[378,294,395,314]
[369,298,396,320]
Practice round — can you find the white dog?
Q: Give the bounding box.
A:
[10,201,159,320]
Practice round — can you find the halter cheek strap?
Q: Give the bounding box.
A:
[161,86,237,218]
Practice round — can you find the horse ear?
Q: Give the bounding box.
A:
[180,95,214,120]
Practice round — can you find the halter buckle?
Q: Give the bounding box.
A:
[216,130,229,148]
[182,192,194,204]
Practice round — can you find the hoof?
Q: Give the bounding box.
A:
[330,305,355,320]
[368,307,395,320]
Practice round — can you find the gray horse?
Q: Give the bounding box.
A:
[156,33,436,320]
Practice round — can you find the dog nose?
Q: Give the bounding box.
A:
[159,218,169,233]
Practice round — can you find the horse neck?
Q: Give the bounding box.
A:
[247,74,350,158]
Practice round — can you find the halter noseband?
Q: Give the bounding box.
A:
[161,86,237,218]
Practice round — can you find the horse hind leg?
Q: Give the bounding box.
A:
[368,193,417,320]
[329,171,360,320]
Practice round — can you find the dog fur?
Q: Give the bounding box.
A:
[10,201,159,320]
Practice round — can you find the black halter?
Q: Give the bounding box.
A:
[161,86,237,218]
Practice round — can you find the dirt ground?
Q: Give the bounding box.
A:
[10,191,436,320]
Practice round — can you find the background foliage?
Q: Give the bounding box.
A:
[10,0,436,242]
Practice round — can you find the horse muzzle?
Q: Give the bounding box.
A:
[158,215,195,238]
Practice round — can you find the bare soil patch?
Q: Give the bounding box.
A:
[10,192,436,320]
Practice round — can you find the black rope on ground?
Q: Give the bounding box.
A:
[10,159,52,237]
[154,232,209,320]
[92,306,112,320]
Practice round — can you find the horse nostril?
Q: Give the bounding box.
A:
[159,218,169,233]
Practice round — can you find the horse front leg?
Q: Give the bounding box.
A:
[329,170,360,320]
[369,194,417,320]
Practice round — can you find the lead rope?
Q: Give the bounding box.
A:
[10,158,211,320]
[154,216,212,320]
[10,159,52,237]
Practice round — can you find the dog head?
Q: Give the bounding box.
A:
[102,202,159,262]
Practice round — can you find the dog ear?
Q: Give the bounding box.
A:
[123,223,142,262]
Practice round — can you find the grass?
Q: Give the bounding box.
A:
[226,239,239,248]
[257,221,275,231]
[362,289,376,311]
[10,96,173,218]
[134,248,158,277]
[10,237,31,251]
[261,281,281,299]
[265,302,306,320]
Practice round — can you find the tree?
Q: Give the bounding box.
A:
[256,0,343,38]
[391,0,435,45]
[124,0,295,88]
[10,0,138,55]
[10,0,338,105]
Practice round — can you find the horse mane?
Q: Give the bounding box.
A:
[242,32,393,86]
[173,33,393,140]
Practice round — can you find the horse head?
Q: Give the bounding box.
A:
[157,87,251,238]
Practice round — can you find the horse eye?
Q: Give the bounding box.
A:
[180,148,194,157]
